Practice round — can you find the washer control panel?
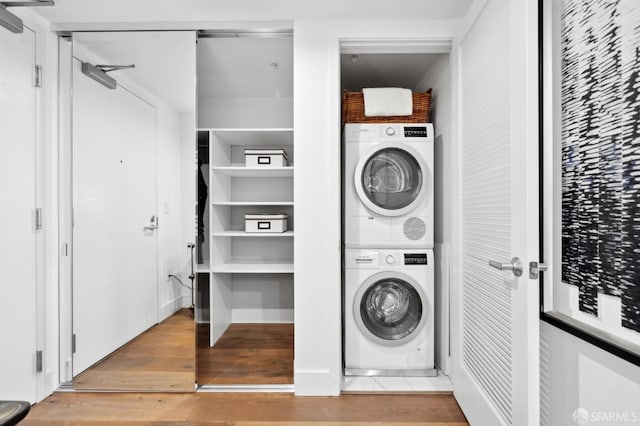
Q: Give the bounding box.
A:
[346,250,429,268]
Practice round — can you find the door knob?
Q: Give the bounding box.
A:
[488,257,523,277]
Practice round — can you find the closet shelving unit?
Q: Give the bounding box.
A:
[195,34,294,386]
[199,126,295,344]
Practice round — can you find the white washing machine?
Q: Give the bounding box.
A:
[344,248,435,376]
[344,123,434,249]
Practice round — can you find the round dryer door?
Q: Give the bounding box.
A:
[354,142,431,217]
[354,271,428,346]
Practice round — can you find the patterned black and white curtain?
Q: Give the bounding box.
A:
[561,0,640,332]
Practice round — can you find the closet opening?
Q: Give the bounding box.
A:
[196,32,295,389]
[340,47,454,392]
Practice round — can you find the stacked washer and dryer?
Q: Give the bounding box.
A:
[344,122,436,376]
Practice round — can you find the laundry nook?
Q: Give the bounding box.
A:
[343,117,437,381]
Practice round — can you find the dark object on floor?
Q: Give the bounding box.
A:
[0,401,31,425]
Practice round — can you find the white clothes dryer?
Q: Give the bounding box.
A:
[344,123,434,249]
[344,248,435,376]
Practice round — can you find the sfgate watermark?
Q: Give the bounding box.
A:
[573,408,639,424]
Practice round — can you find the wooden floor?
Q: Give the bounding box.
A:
[24,392,468,425]
[49,316,469,424]
[73,309,195,392]
[197,323,294,385]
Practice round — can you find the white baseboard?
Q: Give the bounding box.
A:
[232,308,294,323]
[181,294,192,308]
[159,295,185,322]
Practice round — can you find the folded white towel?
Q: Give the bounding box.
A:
[362,87,413,117]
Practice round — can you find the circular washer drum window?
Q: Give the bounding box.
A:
[361,148,423,211]
[360,278,423,341]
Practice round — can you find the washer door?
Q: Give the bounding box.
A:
[354,271,427,346]
[354,142,431,217]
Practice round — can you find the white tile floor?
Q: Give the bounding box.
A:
[341,372,453,392]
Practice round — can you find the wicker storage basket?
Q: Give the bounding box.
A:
[342,88,432,125]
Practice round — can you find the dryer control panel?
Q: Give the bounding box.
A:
[343,123,434,143]
[404,253,428,265]
[403,126,429,138]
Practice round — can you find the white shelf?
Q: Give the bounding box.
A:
[211,201,294,206]
[211,260,294,274]
[201,128,293,146]
[212,230,294,237]
[211,166,294,178]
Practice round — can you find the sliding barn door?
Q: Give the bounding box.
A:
[452,0,540,424]
[0,26,38,402]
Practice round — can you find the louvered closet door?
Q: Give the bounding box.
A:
[452,0,540,424]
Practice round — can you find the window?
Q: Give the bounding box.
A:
[540,0,640,366]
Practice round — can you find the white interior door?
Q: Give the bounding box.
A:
[452,0,540,424]
[0,26,38,403]
[72,56,158,375]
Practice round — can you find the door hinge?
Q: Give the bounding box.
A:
[35,65,43,88]
[72,334,76,354]
[36,350,43,373]
[529,261,548,279]
[35,208,43,230]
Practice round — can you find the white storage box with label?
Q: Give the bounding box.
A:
[245,213,289,233]
[244,149,288,167]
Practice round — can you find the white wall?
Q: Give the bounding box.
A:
[540,322,640,425]
[157,104,195,320]
[417,54,452,375]
[293,19,459,396]
[198,97,293,129]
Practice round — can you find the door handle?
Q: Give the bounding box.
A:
[488,257,523,277]
[144,214,159,231]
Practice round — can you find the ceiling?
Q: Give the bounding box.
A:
[197,37,293,99]
[34,0,473,24]
[74,32,196,113]
[61,0,469,109]
[74,36,445,108]
[341,53,445,91]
